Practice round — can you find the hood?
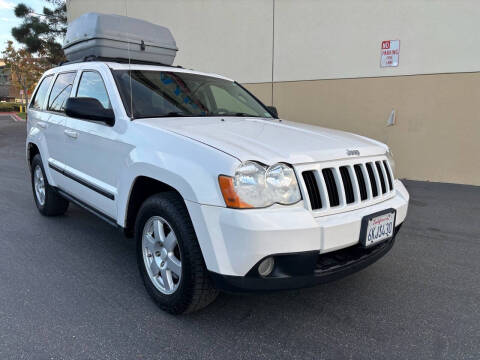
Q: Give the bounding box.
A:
[135,117,388,165]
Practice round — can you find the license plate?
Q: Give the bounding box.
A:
[361,210,396,247]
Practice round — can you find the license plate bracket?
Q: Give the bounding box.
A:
[360,208,397,248]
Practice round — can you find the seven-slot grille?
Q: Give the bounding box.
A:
[301,159,394,211]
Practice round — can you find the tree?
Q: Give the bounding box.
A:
[11,0,67,66]
[2,41,49,106]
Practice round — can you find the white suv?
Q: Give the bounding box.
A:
[27,60,409,314]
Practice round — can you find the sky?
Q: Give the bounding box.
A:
[0,0,50,50]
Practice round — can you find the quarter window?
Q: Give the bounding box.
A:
[76,71,111,109]
[48,72,76,112]
[30,75,53,110]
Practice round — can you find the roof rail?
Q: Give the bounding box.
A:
[59,55,183,68]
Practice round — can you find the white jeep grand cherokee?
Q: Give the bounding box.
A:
[27,60,409,314]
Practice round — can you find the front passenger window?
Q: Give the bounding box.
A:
[48,72,77,112]
[76,71,111,109]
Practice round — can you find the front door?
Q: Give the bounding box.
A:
[43,71,77,189]
[61,70,127,219]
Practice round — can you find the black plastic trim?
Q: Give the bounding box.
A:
[340,166,355,204]
[383,160,394,190]
[366,163,378,197]
[60,55,182,68]
[302,170,322,210]
[55,188,118,227]
[354,164,368,201]
[376,161,387,194]
[209,224,403,292]
[322,168,340,207]
[48,162,115,200]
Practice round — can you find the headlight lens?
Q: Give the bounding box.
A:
[386,149,396,175]
[233,161,269,207]
[219,161,301,208]
[265,163,301,205]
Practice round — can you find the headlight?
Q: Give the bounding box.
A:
[386,148,396,175]
[265,163,301,205]
[219,161,301,208]
[233,161,269,207]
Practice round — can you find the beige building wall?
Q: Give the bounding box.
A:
[66,0,273,83]
[67,0,480,185]
[273,0,480,81]
[246,73,480,185]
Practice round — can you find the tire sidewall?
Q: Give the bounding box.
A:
[135,195,196,312]
[31,155,47,212]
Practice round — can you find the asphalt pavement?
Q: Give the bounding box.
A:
[0,116,479,359]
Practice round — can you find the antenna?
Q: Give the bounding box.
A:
[125,0,133,120]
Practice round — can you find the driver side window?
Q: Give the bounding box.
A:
[76,71,111,109]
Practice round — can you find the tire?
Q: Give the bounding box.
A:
[31,154,69,216]
[135,192,219,314]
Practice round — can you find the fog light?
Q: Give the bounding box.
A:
[258,257,275,277]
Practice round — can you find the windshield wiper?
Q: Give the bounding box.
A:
[210,112,260,117]
[154,112,207,118]
[140,112,261,119]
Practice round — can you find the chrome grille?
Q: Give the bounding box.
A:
[300,157,395,213]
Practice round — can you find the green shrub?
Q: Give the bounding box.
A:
[0,102,22,112]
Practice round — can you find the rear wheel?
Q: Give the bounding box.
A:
[135,192,218,314]
[31,154,69,216]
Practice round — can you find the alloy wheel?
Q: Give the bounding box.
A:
[34,165,46,206]
[142,216,182,295]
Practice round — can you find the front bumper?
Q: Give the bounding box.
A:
[186,179,409,280]
[209,225,401,292]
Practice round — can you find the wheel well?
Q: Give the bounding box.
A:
[124,176,180,237]
[27,143,40,168]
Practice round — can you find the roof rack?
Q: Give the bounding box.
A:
[59,55,183,68]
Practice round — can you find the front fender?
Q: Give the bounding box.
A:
[116,142,239,227]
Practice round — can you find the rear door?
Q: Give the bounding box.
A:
[44,71,77,188]
[61,69,125,219]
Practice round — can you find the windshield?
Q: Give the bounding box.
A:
[112,70,273,119]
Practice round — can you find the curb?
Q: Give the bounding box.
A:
[0,112,25,122]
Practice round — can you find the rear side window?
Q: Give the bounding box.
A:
[48,72,77,112]
[76,71,111,109]
[30,75,53,110]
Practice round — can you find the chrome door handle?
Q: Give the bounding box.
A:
[64,129,78,139]
[37,121,47,129]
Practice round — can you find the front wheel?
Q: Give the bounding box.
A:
[135,192,218,314]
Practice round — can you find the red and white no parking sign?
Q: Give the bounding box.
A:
[380,40,400,67]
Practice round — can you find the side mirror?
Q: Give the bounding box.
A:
[266,106,279,119]
[65,97,115,125]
